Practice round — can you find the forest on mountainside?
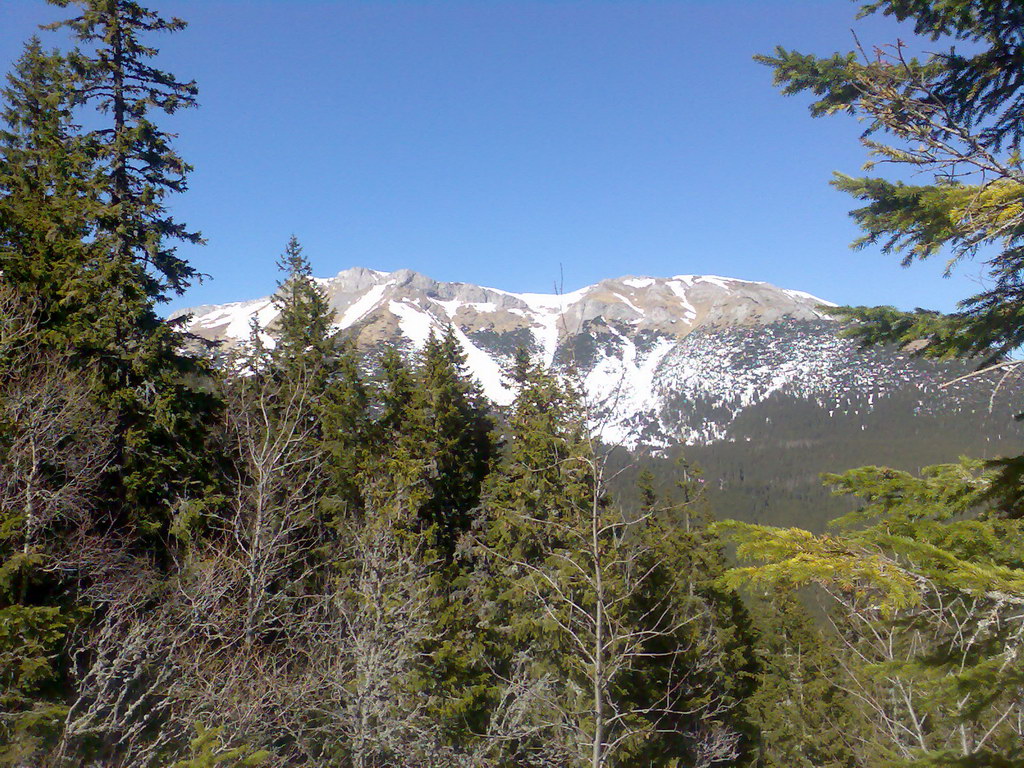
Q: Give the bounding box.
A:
[1,1,1023,767]
[625,384,1024,531]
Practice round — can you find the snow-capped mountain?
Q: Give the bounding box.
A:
[174,268,1016,451]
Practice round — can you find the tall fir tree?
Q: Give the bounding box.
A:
[46,0,202,296]
[263,235,370,524]
[0,0,222,542]
[475,352,758,767]
[0,23,188,762]
[355,330,498,750]
[0,6,217,758]
[319,341,370,521]
[0,37,100,340]
[269,236,337,382]
[364,327,495,556]
[415,326,496,557]
[0,38,97,767]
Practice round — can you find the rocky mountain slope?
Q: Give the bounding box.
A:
[175,268,1021,453]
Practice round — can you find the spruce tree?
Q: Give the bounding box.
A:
[415,326,496,557]
[270,236,337,381]
[0,5,216,758]
[226,237,367,642]
[746,589,861,768]
[718,5,1024,764]
[363,343,425,532]
[622,464,760,767]
[0,38,99,339]
[475,353,757,767]
[319,342,370,520]
[46,0,202,297]
[0,0,221,542]
[352,330,497,750]
[263,235,370,523]
[0,33,133,762]
[364,327,495,556]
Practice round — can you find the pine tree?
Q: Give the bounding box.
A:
[0,0,222,541]
[363,328,495,555]
[0,38,100,341]
[269,236,337,381]
[623,464,760,767]
[262,235,371,524]
[755,0,1024,505]
[223,237,355,647]
[475,354,757,767]
[717,5,1024,764]
[746,589,862,768]
[350,331,497,751]
[46,0,202,297]
[415,326,496,557]
[0,5,218,760]
[0,37,118,762]
[319,341,370,521]
[362,343,425,533]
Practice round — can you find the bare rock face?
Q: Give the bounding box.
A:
[175,268,834,357]
[176,268,1007,451]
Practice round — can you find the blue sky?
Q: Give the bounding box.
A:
[1,0,987,314]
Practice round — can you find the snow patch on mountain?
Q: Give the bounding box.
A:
[339,283,388,328]
[177,267,954,451]
[451,326,514,405]
[388,300,434,347]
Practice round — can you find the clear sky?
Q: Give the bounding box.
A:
[1,0,989,314]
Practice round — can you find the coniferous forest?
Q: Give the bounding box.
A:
[1,1,1023,766]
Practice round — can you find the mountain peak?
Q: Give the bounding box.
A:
[175,268,1015,454]
[178,268,845,440]
[179,268,834,352]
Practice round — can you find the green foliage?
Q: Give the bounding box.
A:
[270,236,338,379]
[0,604,74,764]
[715,459,1024,614]
[481,350,591,567]
[740,9,1024,760]
[758,0,1024,374]
[719,459,1024,765]
[319,338,370,518]
[413,327,497,556]
[46,0,203,297]
[475,355,758,766]
[348,331,498,749]
[169,724,268,768]
[0,4,219,762]
[0,0,221,540]
[626,475,760,767]
[746,589,862,768]
[2,0,947,763]
[367,328,496,557]
[0,38,101,341]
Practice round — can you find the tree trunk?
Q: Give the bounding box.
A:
[111,4,127,239]
[20,436,40,603]
[591,489,605,768]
